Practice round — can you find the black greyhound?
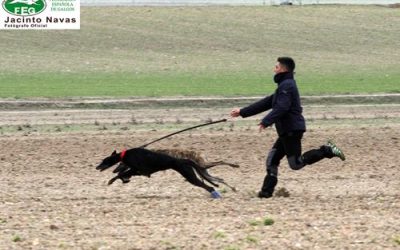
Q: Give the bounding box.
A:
[96,148,225,198]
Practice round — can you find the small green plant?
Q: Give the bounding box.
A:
[224,245,240,250]
[0,218,6,224]
[248,220,262,226]
[165,246,179,250]
[263,217,275,226]
[12,235,22,242]
[220,187,228,194]
[213,230,226,239]
[160,240,180,250]
[246,235,259,244]
[394,236,400,245]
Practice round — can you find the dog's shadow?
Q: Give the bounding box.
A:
[132,195,173,200]
[102,194,212,203]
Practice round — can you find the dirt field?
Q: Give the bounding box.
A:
[1,102,399,249]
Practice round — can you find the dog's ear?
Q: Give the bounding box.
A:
[112,150,117,155]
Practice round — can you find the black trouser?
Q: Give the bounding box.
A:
[261,131,332,194]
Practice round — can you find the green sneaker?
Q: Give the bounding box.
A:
[327,140,346,161]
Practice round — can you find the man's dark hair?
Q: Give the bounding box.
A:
[277,57,295,72]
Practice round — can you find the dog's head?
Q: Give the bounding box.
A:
[96,150,121,172]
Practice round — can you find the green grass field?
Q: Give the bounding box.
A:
[1,5,399,98]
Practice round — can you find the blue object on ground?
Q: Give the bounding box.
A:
[211,190,222,199]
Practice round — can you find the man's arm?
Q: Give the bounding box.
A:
[260,84,292,127]
[237,95,273,118]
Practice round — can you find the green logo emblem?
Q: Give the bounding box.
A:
[2,0,46,16]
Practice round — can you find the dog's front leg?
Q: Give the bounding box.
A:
[107,175,131,185]
[107,176,120,185]
[108,169,134,185]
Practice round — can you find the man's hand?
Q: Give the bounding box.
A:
[259,123,266,132]
[230,108,241,118]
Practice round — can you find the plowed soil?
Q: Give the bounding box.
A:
[1,103,399,249]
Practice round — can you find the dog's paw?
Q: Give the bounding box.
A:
[121,177,131,184]
[96,165,108,172]
[107,177,117,185]
[211,190,222,199]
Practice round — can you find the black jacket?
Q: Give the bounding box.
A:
[239,72,306,136]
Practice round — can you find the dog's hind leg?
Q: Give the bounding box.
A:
[199,168,237,192]
[195,162,238,192]
[175,166,219,196]
[203,161,240,169]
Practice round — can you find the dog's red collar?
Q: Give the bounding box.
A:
[120,149,127,161]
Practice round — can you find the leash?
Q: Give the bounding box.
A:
[140,119,227,148]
